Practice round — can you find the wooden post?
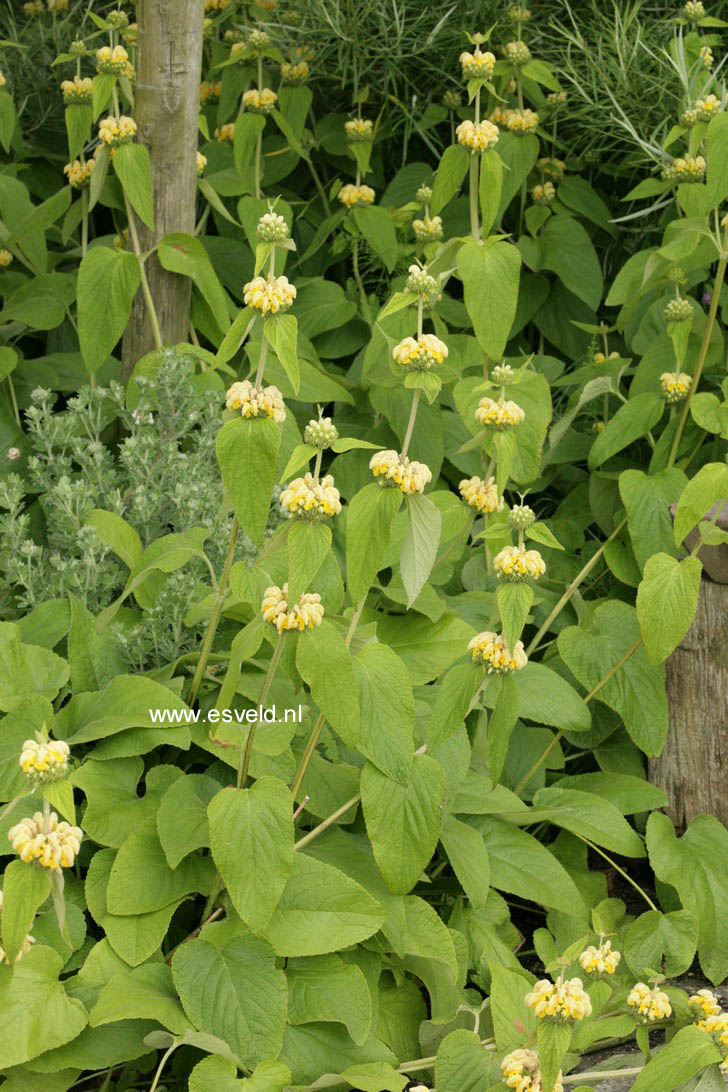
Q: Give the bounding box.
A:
[121,0,204,381]
[648,578,728,830]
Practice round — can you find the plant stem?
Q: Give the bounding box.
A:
[525,517,627,656]
[6,375,20,427]
[563,1069,643,1085]
[306,155,331,215]
[238,631,286,788]
[149,1044,177,1092]
[81,187,89,258]
[254,334,269,387]
[514,635,642,793]
[577,835,658,911]
[290,712,325,801]
[312,448,323,483]
[187,518,240,705]
[124,195,163,351]
[667,225,728,467]
[345,593,367,645]
[469,154,480,242]
[400,388,421,458]
[294,792,360,850]
[255,129,262,199]
[352,236,367,308]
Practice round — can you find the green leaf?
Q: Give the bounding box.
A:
[85,509,142,569]
[624,909,697,978]
[706,111,728,208]
[280,442,316,481]
[296,620,360,747]
[497,131,539,213]
[353,206,398,273]
[377,291,417,322]
[476,818,587,915]
[531,786,646,857]
[264,313,299,393]
[287,520,331,606]
[113,142,155,230]
[497,582,533,651]
[0,90,16,153]
[457,238,521,360]
[56,674,191,746]
[435,1029,503,1092]
[262,853,387,956]
[674,462,728,544]
[234,112,266,176]
[479,148,503,235]
[216,417,281,546]
[558,601,668,754]
[647,812,728,983]
[0,946,87,1068]
[537,1022,572,1092]
[157,774,219,868]
[360,754,445,894]
[77,248,141,374]
[209,779,294,932]
[67,593,109,693]
[539,215,603,310]
[88,144,110,213]
[188,1055,240,1092]
[487,673,520,782]
[440,817,490,907]
[158,232,230,335]
[636,553,702,664]
[1,861,51,965]
[527,521,564,550]
[72,759,179,849]
[0,623,69,713]
[85,849,185,966]
[353,641,414,784]
[287,954,372,1045]
[172,932,287,1068]
[400,493,441,607]
[589,393,665,468]
[0,696,53,801]
[428,662,484,751]
[3,188,72,254]
[89,963,190,1035]
[106,818,215,914]
[346,483,403,604]
[514,662,591,733]
[216,307,255,365]
[619,468,687,571]
[489,963,538,1048]
[630,1026,721,1092]
[430,144,469,214]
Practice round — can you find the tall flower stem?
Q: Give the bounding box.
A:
[469,88,481,243]
[254,334,269,387]
[667,224,728,467]
[290,712,325,800]
[124,195,163,351]
[238,631,286,788]
[525,517,627,656]
[400,389,421,459]
[187,518,240,705]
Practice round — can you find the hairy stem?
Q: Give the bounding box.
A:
[238,631,286,788]
[124,195,163,351]
[187,518,240,705]
[400,388,421,459]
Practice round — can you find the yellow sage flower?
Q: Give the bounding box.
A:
[338,183,376,208]
[459,475,503,514]
[0,250,13,268]
[627,983,672,1024]
[412,215,443,242]
[243,274,296,315]
[494,545,545,582]
[64,158,95,188]
[660,371,691,403]
[280,473,342,519]
[98,115,137,147]
[20,738,70,785]
[225,380,286,423]
[261,584,324,632]
[456,118,499,153]
[689,989,721,1021]
[200,81,222,104]
[475,396,525,430]
[345,118,373,142]
[281,60,310,85]
[525,978,593,1023]
[61,75,93,104]
[468,631,527,673]
[8,811,83,870]
[96,45,129,75]
[243,88,277,114]
[392,334,448,371]
[215,123,235,143]
[578,940,621,978]
[460,49,496,80]
[369,450,432,494]
[502,1048,563,1092]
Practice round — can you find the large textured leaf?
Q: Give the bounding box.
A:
[531,786,646,857]
[346,483,402,604]
[0,623,69,712]
[89,963,190,1035]
[208,779,294,932]
[286,954,372,1045]
[77,247,140,374]
[631,1026,721,1092]
[1,861,51,965]
[624,909,697,978]
[106,819,215,915]
[353,641,414,784]
[435,1029,503,1092]
[361,755,446,894]
[440,816,490,907]
[158,232,230,334]
[296,620,360,746]
[112,142,154,230]
[457,238,521,360]
[172,932,287,1068]
[0,946,87,1068]
[647,812,728,983]
[619,468,686,570]
[474,818,587,915]
[539,215,603,310]
[400,493,441,607]
[216,416,281,546]
[588,393,664,469]
[557,601,668,755]
[636,553,701,665]
[262,854,387,956]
